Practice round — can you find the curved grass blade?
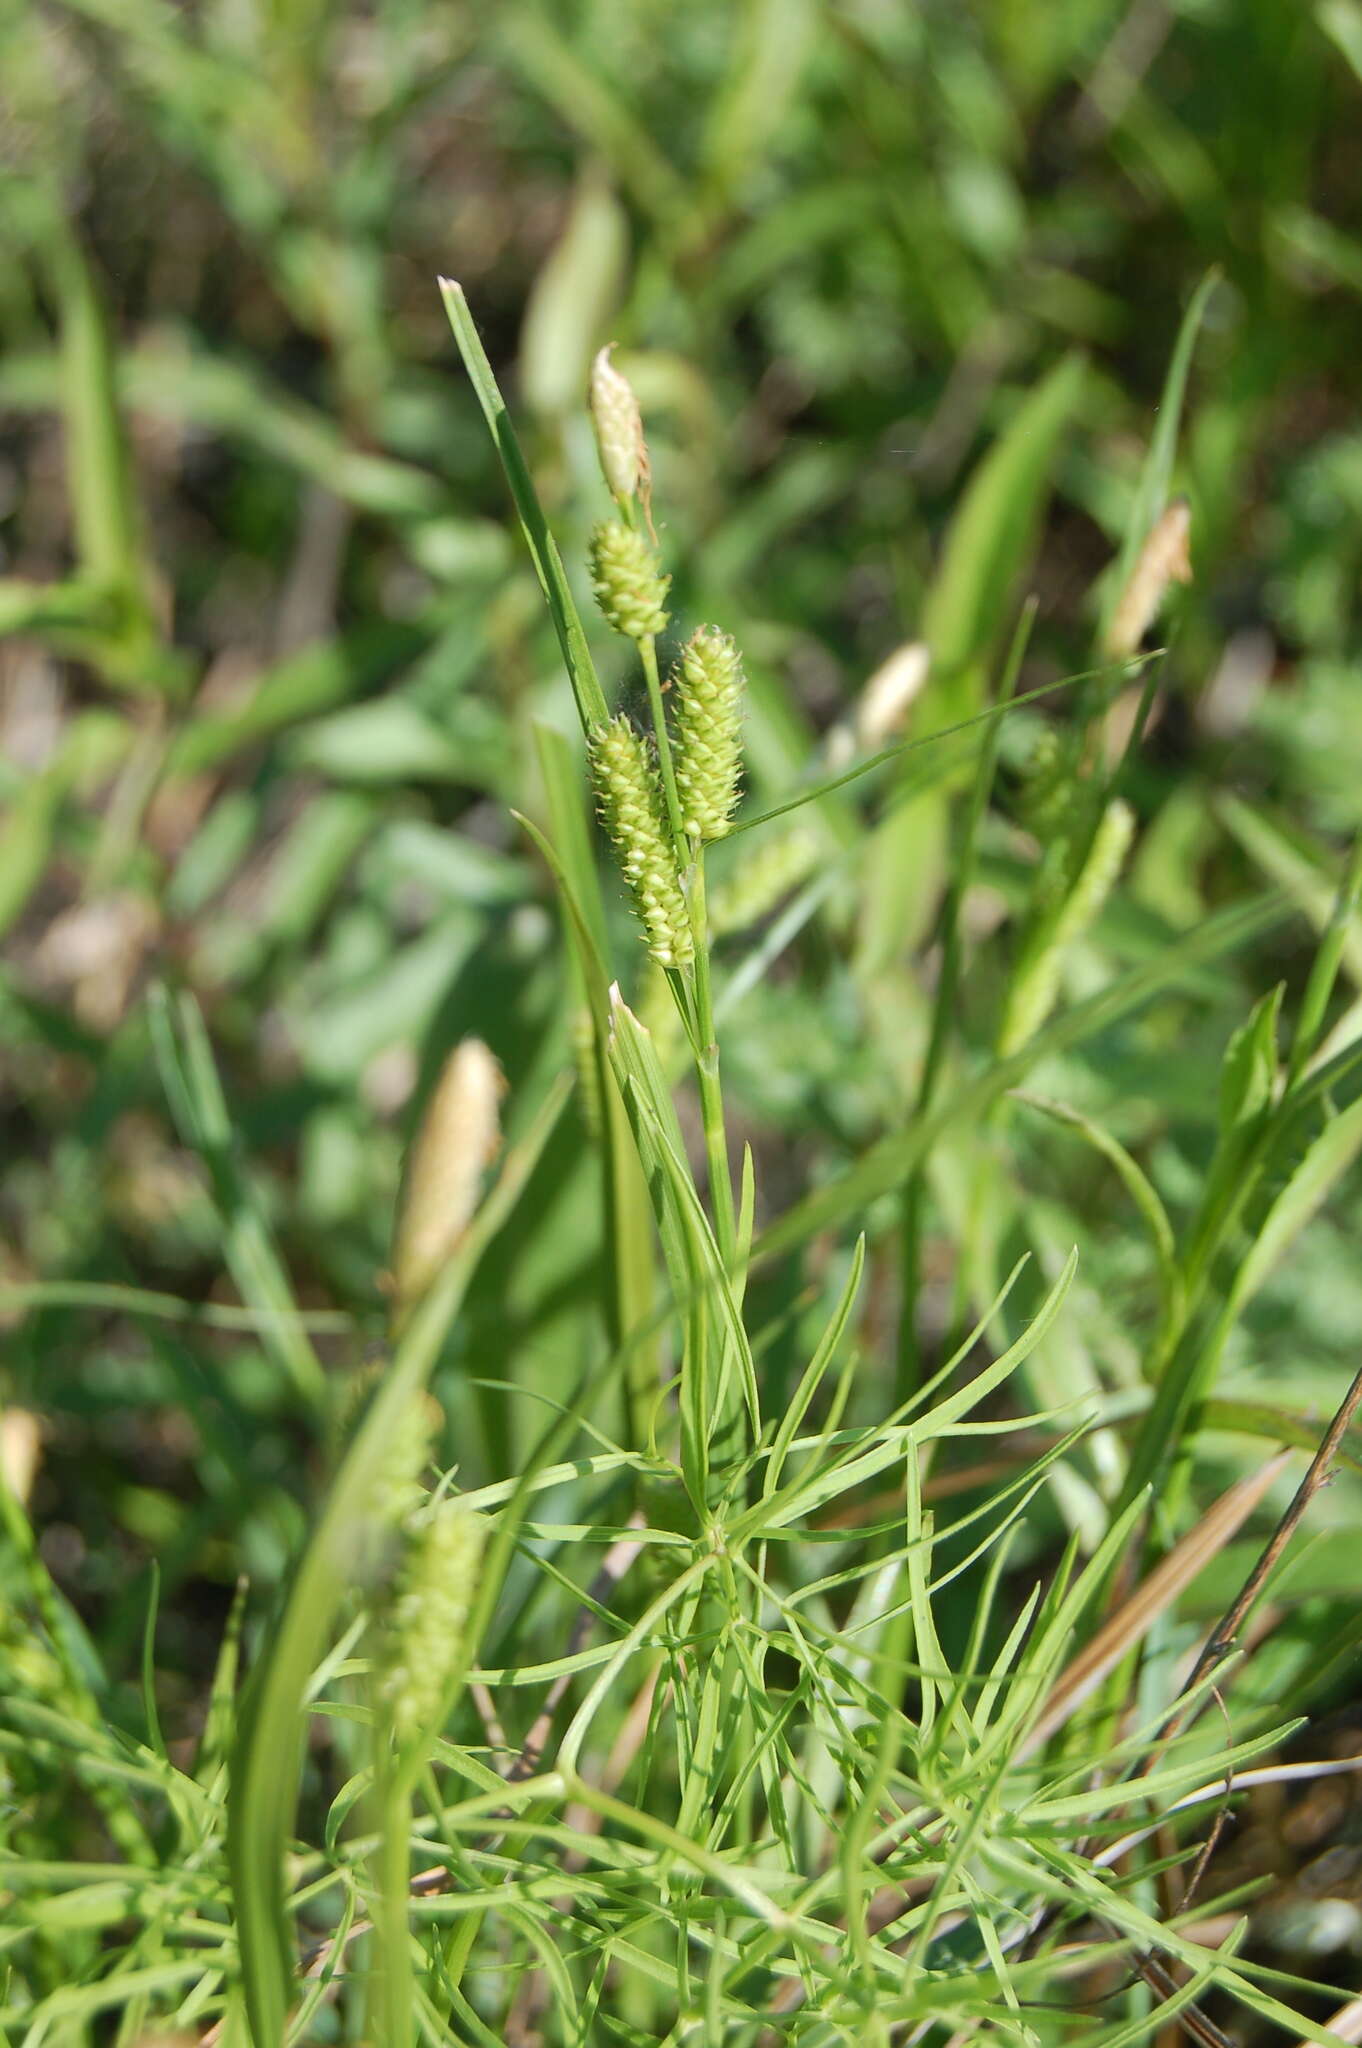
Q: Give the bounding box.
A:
[1098,269,1219,647]
[923,353,1085,708]
[226,1076,568,2047]
[1011,1090,1183,1327]
[439,279,608,733]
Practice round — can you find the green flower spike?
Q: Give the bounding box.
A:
[378,1497,487,1746]
[588,518,669,641]
[671,625,744,843]
[589,715,694,968]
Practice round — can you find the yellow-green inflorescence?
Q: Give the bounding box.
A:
[336,1366,442,1542]
[588,518,669,641]
[671,626,744,844]
[589,715,693,967]
[377,1495,487,1747]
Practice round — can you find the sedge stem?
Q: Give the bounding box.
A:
[641,636,688,867]
[689,854,736,1262]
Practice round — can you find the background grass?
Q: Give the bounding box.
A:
[5,0,1362,2041]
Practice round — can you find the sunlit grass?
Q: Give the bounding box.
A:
[4,3,1362,2041]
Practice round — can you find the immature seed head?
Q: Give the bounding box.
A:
[589,344,649,510]
[0,1408,41,1507]
[855,641,930,749]
[390,1040,504,1314]
[364,1391,443,1537]
[1016,726,1072,842]
[1054,796,1135,951]
[671,626,744,843]
[1104,499,1193,659]
[588,519,669,641]
[589,715,693,968]
[378,1496,487,1746]
[335,1365,442,1571]
[710,826,818,937]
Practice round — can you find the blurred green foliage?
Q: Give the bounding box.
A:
[4,6,1362,2016]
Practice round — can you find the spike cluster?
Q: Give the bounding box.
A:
[582,354,749,945]
[377,1496,487,1745]
[588,519,669,642]
[671,627,744,844]
[367,1391,443,1529]
[589,716,694,968]
[337,1366,442,1547]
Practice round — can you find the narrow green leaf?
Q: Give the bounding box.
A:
[1218,982,1284,1133]
[912,1249,1078,1446]
[1201,1396,1362,1471]
[762,1237,866,1500]
[498,9,689,230]
[519,168,629,417]
[439,279,609,733]
[1012,1092,1181,1321]
[534,723,658,1428]
[700,0,817,199]
[744,1255,1076,1536]
[922,353,1085,707]
[1228,1093,1362,1315]
[1099,269,1218,645]
[0,776,60,942]
[1218,792,1362,987]
[51,236,140,599]
[194,1576,249,1789]
[147,988,326,1412]
[608,991,758,1493]
[165,623,427,777]
[1023,1726,1280,1824]
[0,577,119,641]
[0,339,444,517]
[226,1076,567,2048]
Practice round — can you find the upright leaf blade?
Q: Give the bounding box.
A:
[922,353,1085,710]
[534,723,658,1425]
[1098,269,1219,645]
[226,1078,567,2047]
[439,280,609,733]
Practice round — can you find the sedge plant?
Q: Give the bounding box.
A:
[5,289,1362,2048]
[5,12,1362,2041]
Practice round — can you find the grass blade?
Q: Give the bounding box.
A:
[439,279,608,733]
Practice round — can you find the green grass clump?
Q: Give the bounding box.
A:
[4,5,1362,2043]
